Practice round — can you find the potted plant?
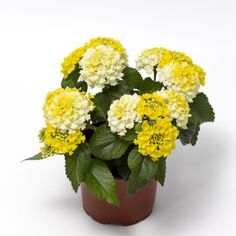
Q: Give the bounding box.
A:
[24,37,215,226]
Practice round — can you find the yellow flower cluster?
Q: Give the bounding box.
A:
[61,37,127,79]
[40,87,94,157]
[61,47,87,78]
[136,93,170,120]
[41,124,85,156]
[159,62,201,102]
[136,47,192,73]
[136,47,206,101]
[84,37,127,60]
[159,90,190,129]
[43,87,94,133]
[134,119,179,161]
[193,64,206,86]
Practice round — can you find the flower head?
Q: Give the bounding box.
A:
[136,93,170,120]
[79,44,126,88]
[134,119,179,161]
[136,48,172,73]
[157,62,201,102]
[41,124,85,156]
[61,37,127,81]
[108,94,142,136]
[159,90,190,129]
[136,48,193,73]
[61,46,87,78]
[85,37,127,61]
[43,88,94,133]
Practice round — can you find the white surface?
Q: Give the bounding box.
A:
[0,0,236,235]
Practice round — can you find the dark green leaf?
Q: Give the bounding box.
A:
[122,67,143,90]
[190,92,215,124]
[127,148,158,195]
[139,77,163,94]
[76,81,88,92]
[117,164,131,180]
[91,81,130,123]
[104,80,130,100]
[65,143,92,192]
[90,125,130,160]
[22,152,44,162]
[90,92,110,121]
[61,67,87,91]
[85,159,120,206]
[179,121,200,146]
[154,157,166,186]
[127,147,143,172]
[120,128,137,142]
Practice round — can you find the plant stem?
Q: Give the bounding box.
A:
[153,66,157,82]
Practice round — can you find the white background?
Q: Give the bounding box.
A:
[0,0,236,235]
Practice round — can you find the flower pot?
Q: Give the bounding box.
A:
[81,179,157,226]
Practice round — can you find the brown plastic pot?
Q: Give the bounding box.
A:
[81,179,157,226]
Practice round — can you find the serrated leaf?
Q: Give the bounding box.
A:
[85,159,120,206]
[139,77,163,94]
[90,125,130,160]
[179,121,200,146]
[122,67,143,90]
[65,143,92,192]
[127,148,158,195]
[154,157,166,186]
[190,92,215,124]
[22,152,45,162]
[127,147,143,172]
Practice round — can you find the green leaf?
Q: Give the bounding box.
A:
[190,92,215,124]
[179,121,200,146]
[120,128,137,142]
[127,148,158,195]
[65,143,92,192]
[90,92,110,121]
[139,77,163,94]
[22,152,45,162]
[154,157,166,186]
[76,81,88,92]
[122,67,143,90]
[90,125,130,160]
[104,80,130,100]
[134,122,142,132]
[127,147,143,172]
[90,81,130,123]
[85,159,120,206]
[61,67,87,91]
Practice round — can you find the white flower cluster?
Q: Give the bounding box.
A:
[135,48,167,74]
[108,94,142,136]
[157,63,201,102]
[79,45,127,88]
[159,90,190,129]
[43,88,94,133]
[136,53,160,73]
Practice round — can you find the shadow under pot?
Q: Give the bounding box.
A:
[81,179,157,226]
